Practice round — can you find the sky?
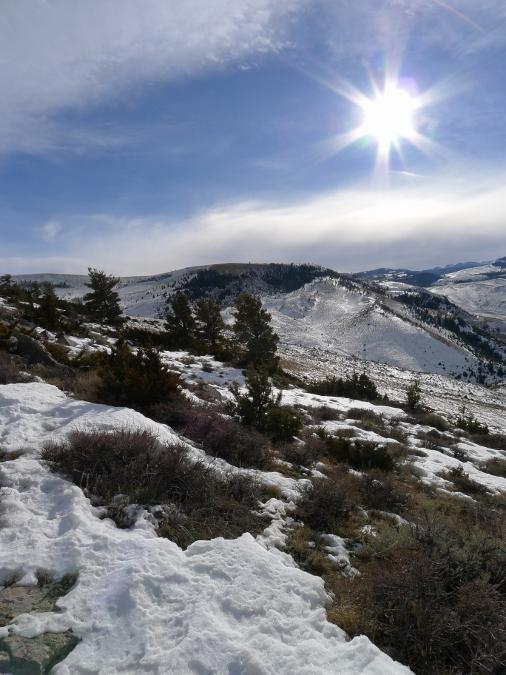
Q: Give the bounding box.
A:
[1,0,506,275]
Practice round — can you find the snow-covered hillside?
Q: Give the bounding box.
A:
[0,382,412,674]
[265,277,478,377]
[15,262,505,380]
[15,268,200,317]
[431,259,506,330]
[358,257,506,333]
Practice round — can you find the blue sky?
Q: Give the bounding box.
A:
[1,0,505,274]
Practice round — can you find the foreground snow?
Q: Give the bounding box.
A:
[0,383,410,674]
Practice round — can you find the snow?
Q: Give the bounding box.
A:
[322,534,359,578]
[0,382,411,674]
[410,445,506,494]
[313,420,400,447]
[281,388,406,420]
[265,277,477,376]
[431,261,506,328]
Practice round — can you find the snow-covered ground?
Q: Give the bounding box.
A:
[0,383,412,674]
[265,277,478,377]
[280,342,506,433]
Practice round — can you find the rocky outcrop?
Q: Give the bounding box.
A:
[9,334,69,372]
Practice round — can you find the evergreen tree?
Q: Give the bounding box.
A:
[230,369,280,428]
[233,293,279,370]
[37,283,60,330]
[0,274,13,294]
[0,275,25,302]
[98,340,180,409]
[405,379,423,411]
[195,297,224,350]
[165,292,196,349]
[83,268,123,325]
[230,369,301,442]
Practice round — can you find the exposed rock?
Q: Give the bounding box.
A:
[9,334,69,372]
[0,631,78,674]
[0,576,79,672]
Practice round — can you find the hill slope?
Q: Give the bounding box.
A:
[265,277,478,376]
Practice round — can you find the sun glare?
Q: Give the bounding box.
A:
[360,87,417,147]
[318,71,446,179]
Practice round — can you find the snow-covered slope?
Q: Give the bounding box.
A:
[0,382,410,674]
[265,277,477,376]
[15,268,201,317]
[431,258,506,329]
[15,263,336,318]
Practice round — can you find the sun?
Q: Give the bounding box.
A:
[359,87,417,148]
[317,72,445,178]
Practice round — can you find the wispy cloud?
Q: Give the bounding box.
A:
[38,221,63,242]
[4,170,505,274]
[0,0,304,154]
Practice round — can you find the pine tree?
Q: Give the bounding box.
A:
[230,368,280,428]
[98,340,180,409]
[195,297,224,351]
[230,368,301,442]
[165,292,196,349]
[405,379,423,411]
[83,268,123,325]
[233,293,279,370]
[37,283,60,330]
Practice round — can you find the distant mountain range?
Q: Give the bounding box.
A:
[357,257,506,334]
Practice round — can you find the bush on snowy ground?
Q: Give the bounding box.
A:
[408,410,450,431]
[332,513,506,675]
[230,368,302,443]
[442,465,490,496]
[296,477,352,533]
[358,472,409,513]
[97,340,181,410]
[42,428,270,547]
[178,406,272,469]
[481,457,506,478]
[405,379,423,411]
[309,373,381,402]
[325,436,395,472]
[455,405,489,435]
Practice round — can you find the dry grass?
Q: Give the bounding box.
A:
[441,465,490,496]
[327,513,506,675]
[481,457,506,478]
[42,428,269,548]
[178,406,272,469]
[0,350,26,384]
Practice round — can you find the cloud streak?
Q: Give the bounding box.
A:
[3,171,505,274]
[0,0,303,154]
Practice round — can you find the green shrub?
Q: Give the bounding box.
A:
[456,406,489,435]
[443,465,489,496]
[326,436,395,472]
[262,406,302,444]
[309,372,380,402]
[97,341,180,410]
[230,369,301,443]
[405,379,423,411]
